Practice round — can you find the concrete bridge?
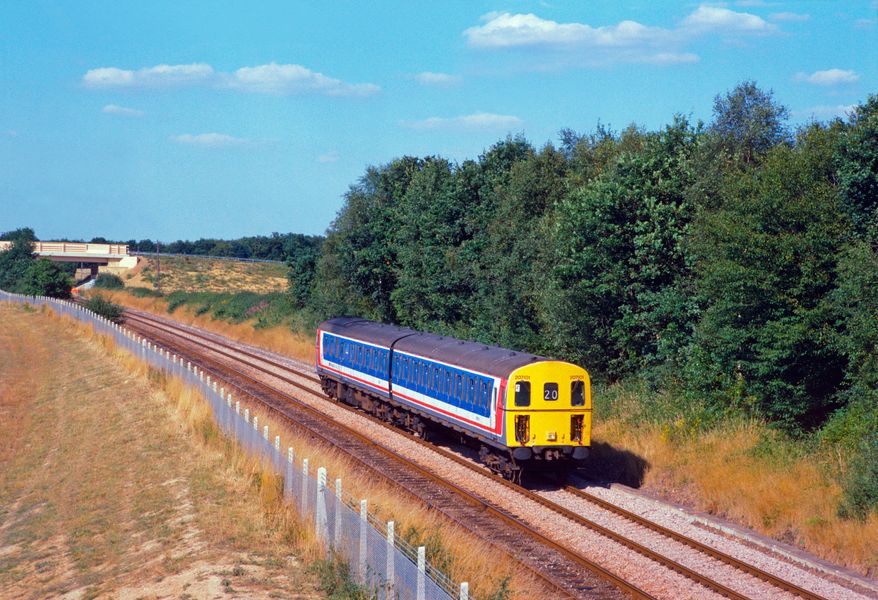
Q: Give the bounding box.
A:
[0,241,138,274]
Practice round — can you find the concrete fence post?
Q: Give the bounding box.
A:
[334,478,342,550]
[285,447,294,498]
[460,581,469,600]
[417,546,426,600]
[252,416,258,454]
[263,425,269,441]
[359,499,368,584]
[386,521,395,595]
[244,408,250,424]
[233,400,240,440]
[316,467,327,543]
[301,458,309,515]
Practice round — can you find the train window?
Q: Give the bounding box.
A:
[571,380,585,406]
[544,383,559,401]
[434,368,440,393]
[514,381,531,407]
[468,378,475,408]
[455,374,462,401]
[480,381,487,409]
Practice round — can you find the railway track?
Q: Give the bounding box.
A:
[121,311,634,599]
[118,307,834,600]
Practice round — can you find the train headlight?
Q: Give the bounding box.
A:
[546,431,557,441]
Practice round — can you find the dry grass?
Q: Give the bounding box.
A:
[126,256,288,293]
[593,416,878,576]
[93,288,315,364]
[0,304,321,599]
[46,306,547,598]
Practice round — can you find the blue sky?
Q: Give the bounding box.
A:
[1,1,875,242]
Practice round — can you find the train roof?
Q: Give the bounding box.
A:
[319,317,547,378]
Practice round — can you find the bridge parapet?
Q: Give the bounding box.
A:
[0,241,130,256]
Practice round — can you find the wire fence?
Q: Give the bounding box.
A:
[0,290,469,600]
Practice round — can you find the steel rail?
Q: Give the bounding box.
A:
[123,313,646,600]
[122,308,829,600]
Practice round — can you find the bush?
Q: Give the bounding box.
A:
[308,558,372,599]
[84,294,123,322]
[839,436,878,520]
[95,273,124,289]
[127,286,163,298]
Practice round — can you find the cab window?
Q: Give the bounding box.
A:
[514,381,531,407]
[571,380,585,406]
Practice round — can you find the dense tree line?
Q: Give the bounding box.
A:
[298,83,878,447]
[124,232,323,262]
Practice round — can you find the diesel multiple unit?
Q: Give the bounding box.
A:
[316,317,592,480]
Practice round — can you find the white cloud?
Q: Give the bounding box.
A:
[792,104,857,120]
[82,62,378,97]
[415,71,462,86]
[83,63,213,88]
[795,68,860,86]
[402,112,523,131]
[172,133,251,148]
[769,12,810,22]
[855,18,876,29]
[317,151,339,163]
[225,63,379,96]
[102,104,144,117]
[464,12,675,49]
[640,52,699,65]
[463,6,775,67]
[680,6,775,34]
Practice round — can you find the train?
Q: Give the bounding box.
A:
[315,317,592,481]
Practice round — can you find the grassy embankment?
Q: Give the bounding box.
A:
[98,256,878,579]
[589,383,878,577]
[92,254,314,362]
[1,302,542,599]
[0,303,321,599]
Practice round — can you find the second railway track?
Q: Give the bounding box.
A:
[118,306,837,600]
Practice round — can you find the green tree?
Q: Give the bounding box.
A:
[0,228,37,291]
[19,259,72,298]
[688,123,847,428]
[835,95,878,240]
[710,80,789,164]
[547,117,698,378]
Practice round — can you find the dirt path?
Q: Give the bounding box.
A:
[0,305,321,599]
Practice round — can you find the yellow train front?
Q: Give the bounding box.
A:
[504,360,592,464]
[316,317,592,481]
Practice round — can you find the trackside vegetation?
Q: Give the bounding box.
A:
[293,83,878,523]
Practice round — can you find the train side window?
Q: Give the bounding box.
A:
[455,374,462,403]
[480,381,487,410]
[514,381,531,407]
[468,378,475,408]
[571,380,585,406]
[434,368,440,393]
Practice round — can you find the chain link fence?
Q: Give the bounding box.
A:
[0,291,470,600]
